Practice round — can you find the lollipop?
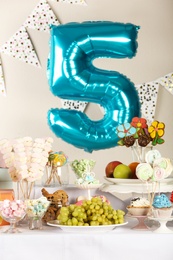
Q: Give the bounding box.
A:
[145,149,161,165]
[136,163,153,182]
[153,157,173,179]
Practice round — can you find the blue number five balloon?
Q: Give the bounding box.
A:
[47,21,140,152]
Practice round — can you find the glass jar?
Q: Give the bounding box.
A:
[131,144,153,163]
[42,163,69,187]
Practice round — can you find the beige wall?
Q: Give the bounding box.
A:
[0,0,173,184]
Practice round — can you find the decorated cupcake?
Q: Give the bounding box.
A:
[152,194,172,218]
[126,197,151,216]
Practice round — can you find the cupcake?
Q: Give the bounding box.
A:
[152,194,172,218]
[126,197,151,216]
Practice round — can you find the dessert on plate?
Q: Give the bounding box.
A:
[152,194,172,218]
[126,197,151,216]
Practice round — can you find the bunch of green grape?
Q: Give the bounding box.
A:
[57,197,125,226]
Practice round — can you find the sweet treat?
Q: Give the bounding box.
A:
[145,149,161,165]
[136,163,153,181]
[152,194,172,218]
[25,197,50,218]
[170,191,173,203]
[41,188,68,222]
[153,157,173,179]
[0,199,26,220]
[127,197,151,216]
[116,117,165,147]
[0,137,53,183]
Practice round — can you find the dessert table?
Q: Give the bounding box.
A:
[0,219,173,260]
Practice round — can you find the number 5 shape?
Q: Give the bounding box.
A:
[47,21,140,152]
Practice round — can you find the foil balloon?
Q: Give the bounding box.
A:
[47,21,141,152]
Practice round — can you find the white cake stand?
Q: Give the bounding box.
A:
[148,216,173,233]
[75,184,102,200]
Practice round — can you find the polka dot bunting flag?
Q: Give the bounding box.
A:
[0,55,6,96]
[24,0,60,32]
[50,0,87,5]
[135,81,159,123]
[159,72,173,95]
[0,25,41,68]
[61,99,88,112]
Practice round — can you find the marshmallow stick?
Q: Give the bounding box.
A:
[28,181,34,199]
[151,181,158,206]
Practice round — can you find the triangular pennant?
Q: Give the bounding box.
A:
[24,0,60,33]
[158,72,173,95]
[135,81,159,123]
[0,55,6,97]
[61,99,88,112]
[50,0,87,5]
[0,26,41,68]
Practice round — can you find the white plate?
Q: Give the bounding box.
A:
[104,177,173,185]
[75,183,102,190]
[47,220,128,233]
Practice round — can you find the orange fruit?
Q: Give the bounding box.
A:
[128,162,140,179]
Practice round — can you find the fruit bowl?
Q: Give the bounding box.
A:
[47,220,128,233]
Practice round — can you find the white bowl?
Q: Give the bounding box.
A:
[127,207,150,216]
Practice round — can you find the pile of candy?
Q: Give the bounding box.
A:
[0,199,26,220]
[0,137,53,182]
[25,197,50,218]
[71,159,99,186]
[135,150,173,205]
[136,150,173,182]
[116,117,165,147]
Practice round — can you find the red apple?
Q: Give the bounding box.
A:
[105,161,122,178]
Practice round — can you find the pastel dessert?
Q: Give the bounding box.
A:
[152,194,172,218]
[127,197,151,216]
[170,191,173,203]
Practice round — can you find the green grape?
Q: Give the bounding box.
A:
[107,214,113,219]
[91,215,97,221]
[89,204,94,210]
[72,217,78,225]
[78,222,84,226]
[95,205,100,210]
[97,216,103,223]
[67,219,72,226]
[87,209,92,216]
[72,211,78,217]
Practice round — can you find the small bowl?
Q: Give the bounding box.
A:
[126,207,150,216]
[152,207,173,218]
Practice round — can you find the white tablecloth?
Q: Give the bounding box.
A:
[0,219,173,260]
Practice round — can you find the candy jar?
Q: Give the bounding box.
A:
[25,197,50,230]
[0,200,26,233]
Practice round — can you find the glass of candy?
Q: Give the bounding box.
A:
[25,197,50,230]
[0,200,26,233]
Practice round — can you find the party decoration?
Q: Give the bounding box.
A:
[47,21,140,152]
[159,72,173,95]
[116,117,165,147]
[0,55,6,96]
[50,0,87,5]
[0,26,40,68]
[24,0,60,33]
[61,99,88,112]
[135,81,159,123]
